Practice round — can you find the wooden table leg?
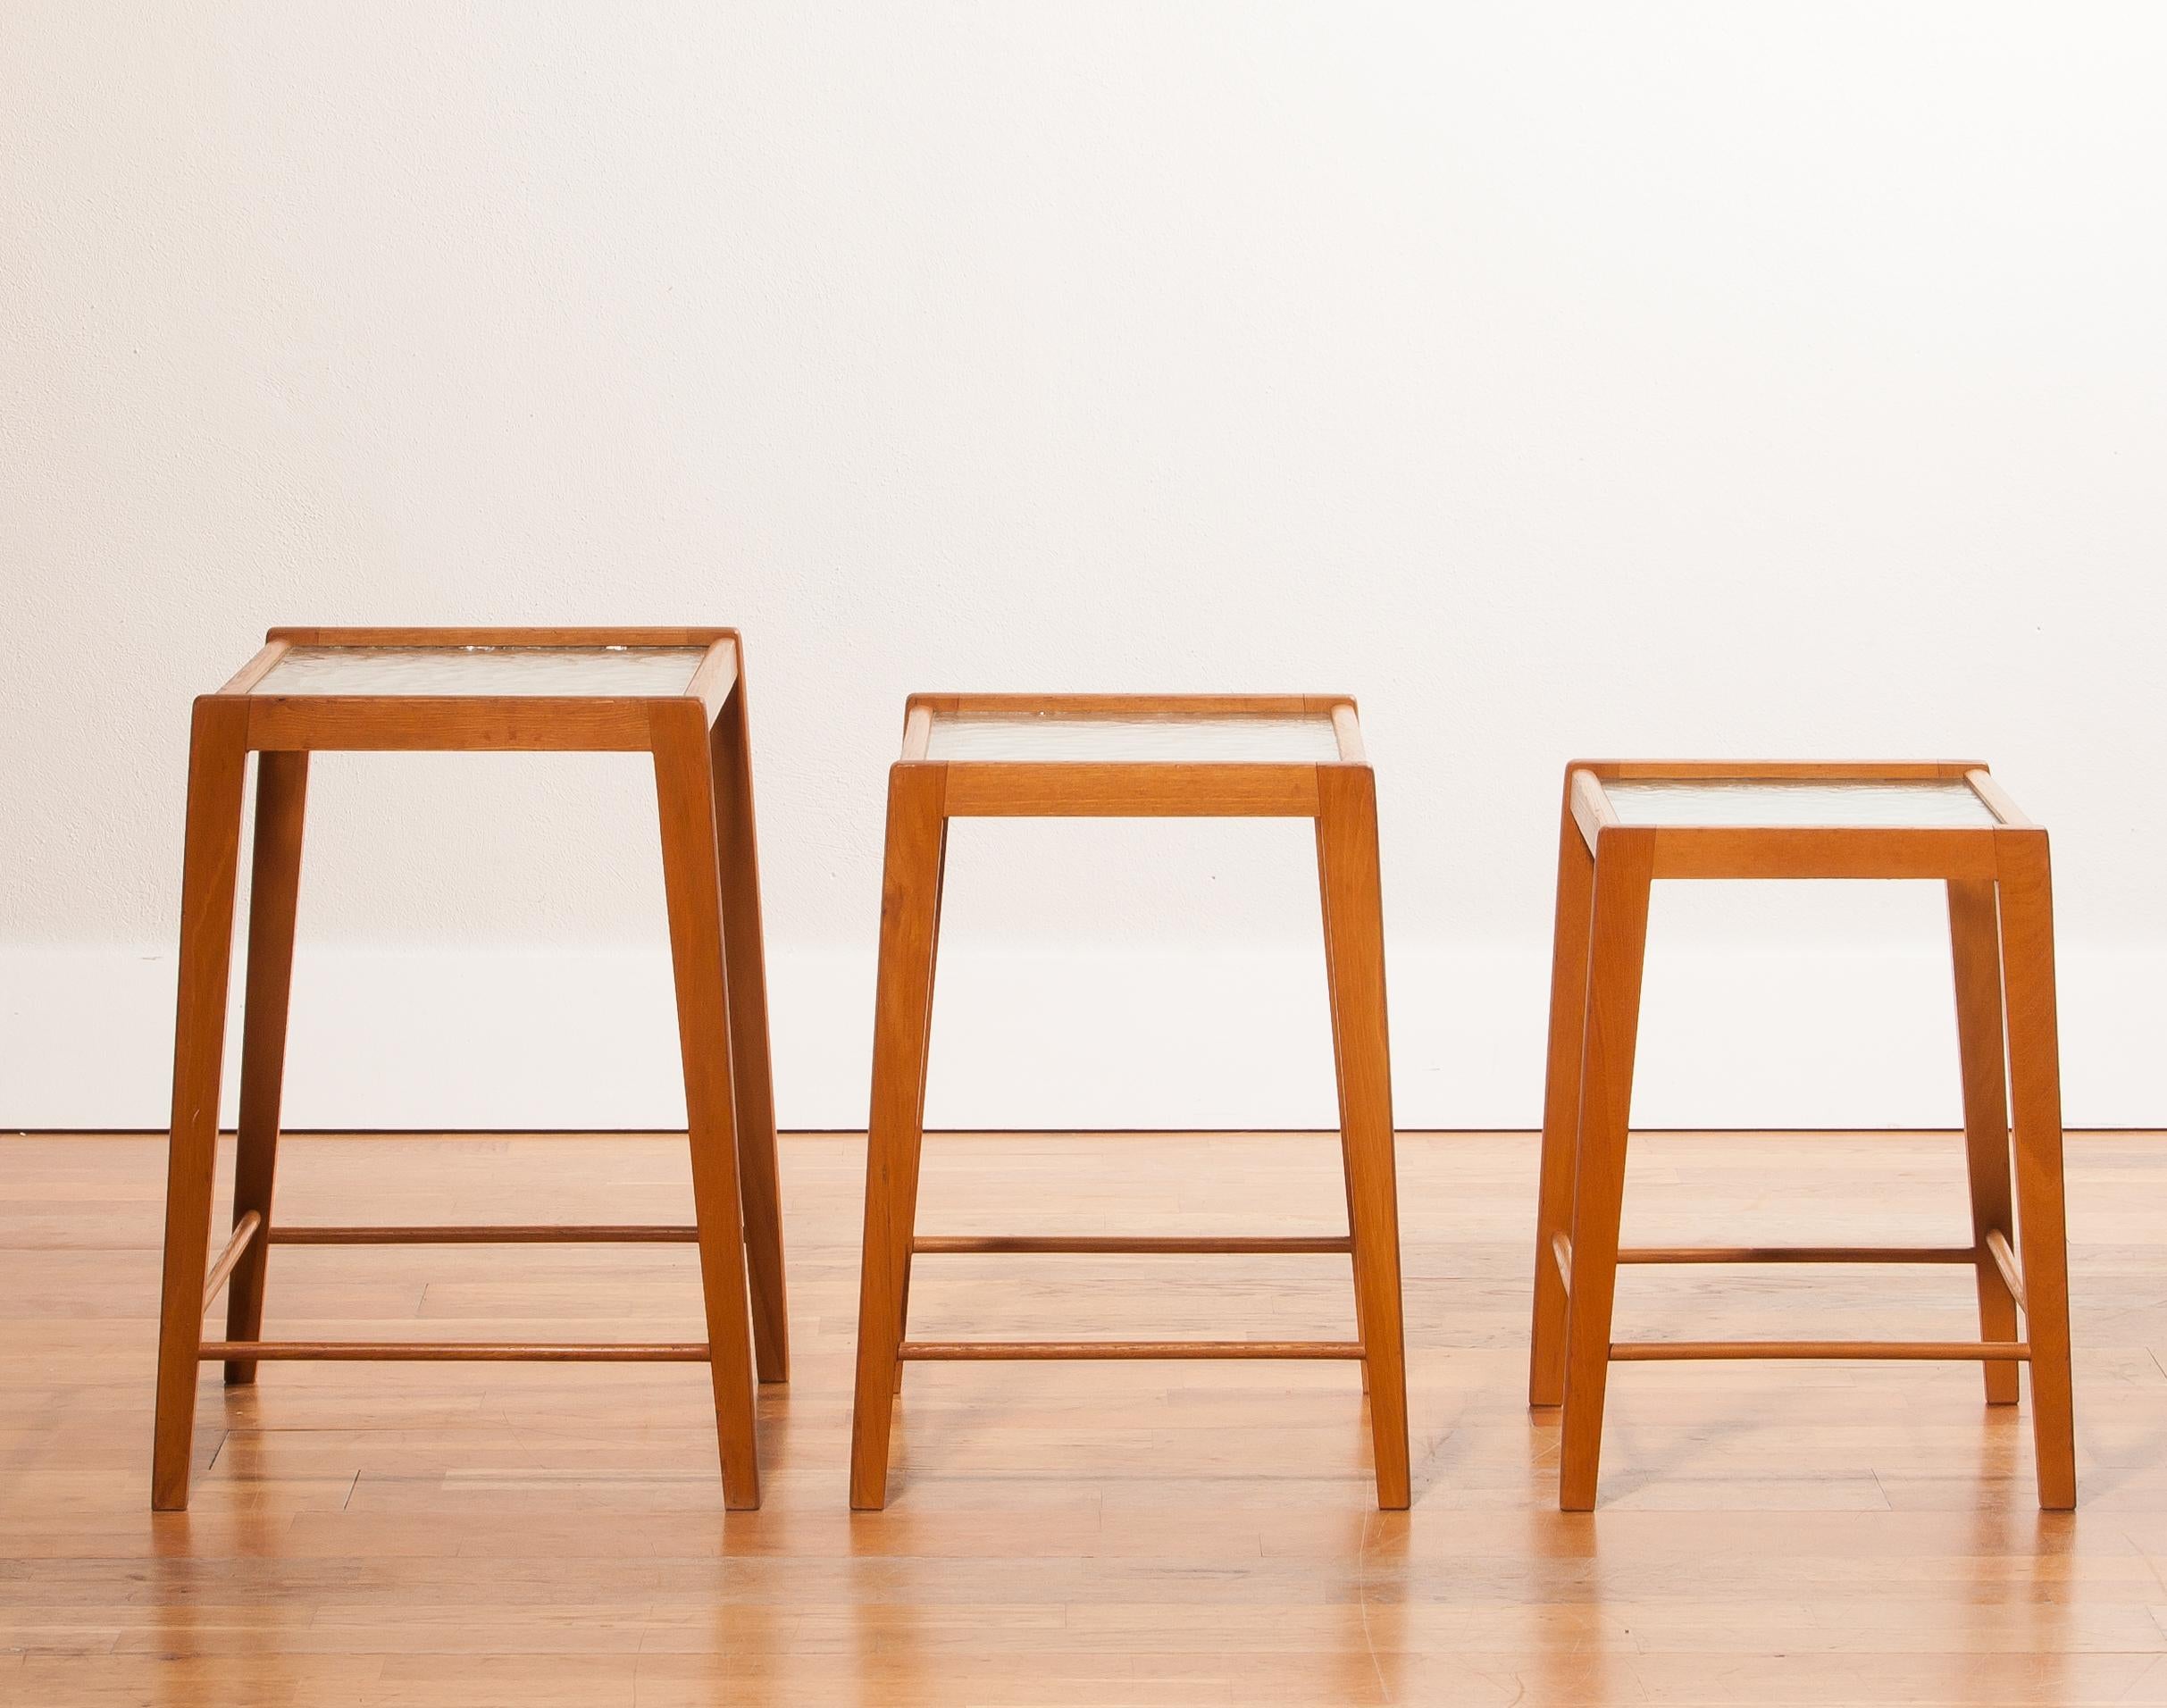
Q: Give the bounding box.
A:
[1531,772,1597,1408]
[651,704,762,1511]
[893,818,948,1398]
[849,763,948,1509]
[1948,876,2021,1404]
[1315,815,1368,1394]
[223,749,308,1386]
[710,672,789,1386]
[1995,831,2077,1509]
[1557,826,1655,1512]
[1317,764,1410,1511]
[152,699,250,1511]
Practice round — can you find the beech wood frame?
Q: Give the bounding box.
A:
[1526,759,2075,1511]
[848,693,1411,1511]
[152,628,786,1511]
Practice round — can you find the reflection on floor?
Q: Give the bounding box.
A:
[4,1130,2163,1705]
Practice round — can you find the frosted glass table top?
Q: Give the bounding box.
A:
[255,645,708,697]
[1597,777,2000,829]
[925,709,1344,763]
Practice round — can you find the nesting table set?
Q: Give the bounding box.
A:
[152,628,2078,1516]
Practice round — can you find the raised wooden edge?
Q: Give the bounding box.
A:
[265,626,737,648]
[215,641,293,696]
[224,628,746,750]
[1570,759,1988,782]
[891,693,1361,815]
[1568,767,1619,853]
[901,693,1363,758]
[1328,702,1366,764]
[685,636,740,724]
[935,761,1322,817]
[1965,766,2038,829]
[1565,758,2007,877]
[903,692,1332,716]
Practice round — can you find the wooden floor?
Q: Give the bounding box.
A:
[7,1130,2167,1704]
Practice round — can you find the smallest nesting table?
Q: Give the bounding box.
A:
[1527,761,2073,1511]
[849,694,1412,1510]
[153,627,786,1511]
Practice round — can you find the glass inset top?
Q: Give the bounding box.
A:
[925,709,1344,763]
[255,645,708,697]
[1598,777,1999,829]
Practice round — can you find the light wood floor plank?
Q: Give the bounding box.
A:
[2,1130,2163,1704]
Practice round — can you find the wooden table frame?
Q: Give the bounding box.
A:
[848,693,1411,1511]
[1526,759,2074,1511]
[152,627,786,1511]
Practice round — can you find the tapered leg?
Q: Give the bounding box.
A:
[1316,817,1368,1394]
[1995,832,2076,1509]
[893,820,948,1396]
[710,668,788,1385]
[651,704,762,1511]
[151,699,251,1511]
[223,750,309,1386]
[1530,775,1598,1406]
[1317,765,1410,1511]
[1557,827,1655,1512]
[1948,877,2020,1404]
[849,764,948,1509]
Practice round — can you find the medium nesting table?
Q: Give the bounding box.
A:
[1527,760,2074,1510]
[152,627,785,1511]
[849,694,1411,1510]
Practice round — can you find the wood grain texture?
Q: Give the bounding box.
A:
[246,696,660,752]
[1566,761,2026,881]
[1950,875,2023,1403]
[153,630,788,1512]
[1529,769,1597,1405]
[1610,1339,2034,1362]
[1539,761,2072,1512]
[1556,826,1657,1511]
[940,761,1321,816]
[222,749,307,1386]
[1996,829,2078,1508]
[1316,763,1412,1508]
[269,1225,701,1244]
[849,764,948,1507]
[648,703,763,1511]
[197,1340,713,1362]
[709,658,788,1385]
[150,698,250,1511]
[200,1212,261,1311]
[8,1126,2155,1705]
[857,699,1410,1509]
[898,1339,1367,1361]
[914,1235,1353,1255]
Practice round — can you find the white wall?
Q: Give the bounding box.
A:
[4,4,2164,1132]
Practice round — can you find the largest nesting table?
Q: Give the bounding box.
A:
[151,627,786,1511]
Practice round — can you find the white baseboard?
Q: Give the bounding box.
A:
[3,937,2160,1132]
